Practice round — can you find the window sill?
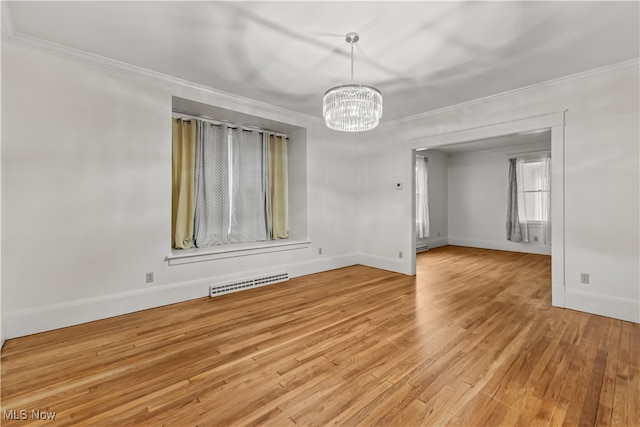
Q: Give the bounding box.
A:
[166,240,311,265]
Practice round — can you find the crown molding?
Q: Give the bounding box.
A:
[377,57,640,131]
[2,16,321,127]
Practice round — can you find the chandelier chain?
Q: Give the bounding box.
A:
[351,42,354,84]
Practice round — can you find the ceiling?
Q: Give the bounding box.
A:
[6,1,639,123]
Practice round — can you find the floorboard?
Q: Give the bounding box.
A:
[1,246,638,426]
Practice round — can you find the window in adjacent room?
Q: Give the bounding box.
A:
[522,159,550,223]
[506,153,551,243]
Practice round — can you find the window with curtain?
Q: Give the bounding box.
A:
[171,117,288,249]
[416,155,430,238]
[506,154,550,243]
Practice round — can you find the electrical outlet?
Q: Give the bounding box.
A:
[318,248,323,255]
[399,251,403,259]
[580,273,590,285]
[146,272,154,284]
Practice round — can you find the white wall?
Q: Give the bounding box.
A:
[357,61,640,323]
[416,149,448,249]
[0,31,3,347]
[447,143,551,255]
[2,32,638,340]
[1,40,359,338]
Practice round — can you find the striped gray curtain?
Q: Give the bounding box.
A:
[506,158,523,242]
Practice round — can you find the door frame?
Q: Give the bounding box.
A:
[405,111,566,308]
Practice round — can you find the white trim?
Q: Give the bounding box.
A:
[415,237,449,250]
[444,141,551,159]
[5,253,358,339]
[565,288,639,324]
[167,240,311,265]
[405,111,565,149]
[448,238,552,256]
[379,58,639,130]
[550,124,565,308]
[357,254,413,275]
[552,286,566,308]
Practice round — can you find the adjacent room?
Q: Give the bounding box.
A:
[1,1,638,426]
[414,130,553,256]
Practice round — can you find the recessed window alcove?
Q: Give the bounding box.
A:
[167,96,310,265]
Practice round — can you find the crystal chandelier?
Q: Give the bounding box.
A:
[323,32,383,132]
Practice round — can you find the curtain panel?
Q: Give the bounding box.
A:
[416,156,430,239]
[171,118,196,249]
[229,130,268,243]
[506,158,527,242]
[268,134,289,239]
[193,122,231,247]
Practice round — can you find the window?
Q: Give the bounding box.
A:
[522,160,550,222]
[171,116,288,250]
[506,153,551,244]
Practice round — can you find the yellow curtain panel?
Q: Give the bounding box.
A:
[171,118,196,249]
[268,134,288,239]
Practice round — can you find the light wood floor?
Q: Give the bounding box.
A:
[1,246,638,426]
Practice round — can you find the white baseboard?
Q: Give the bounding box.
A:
[357,254,413,275]
[288,253,358,278]
[416,237,449,249]
[448,237,551,255]
[5,254,358,339]
[564,288,639,324]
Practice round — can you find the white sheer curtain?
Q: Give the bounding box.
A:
[416,156,430,238]
[228,129,268,243]
[194,122,231,247]
[515,158,529,242]
[540,154,551,244]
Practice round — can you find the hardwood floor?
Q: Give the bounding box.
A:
[1,246,638,426]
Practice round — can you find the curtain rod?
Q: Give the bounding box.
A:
[172,111,288,139]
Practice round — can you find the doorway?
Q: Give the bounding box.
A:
[407,112,565,308]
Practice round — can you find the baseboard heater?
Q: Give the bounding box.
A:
[209,272,289,297]
[416,245,429,253]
